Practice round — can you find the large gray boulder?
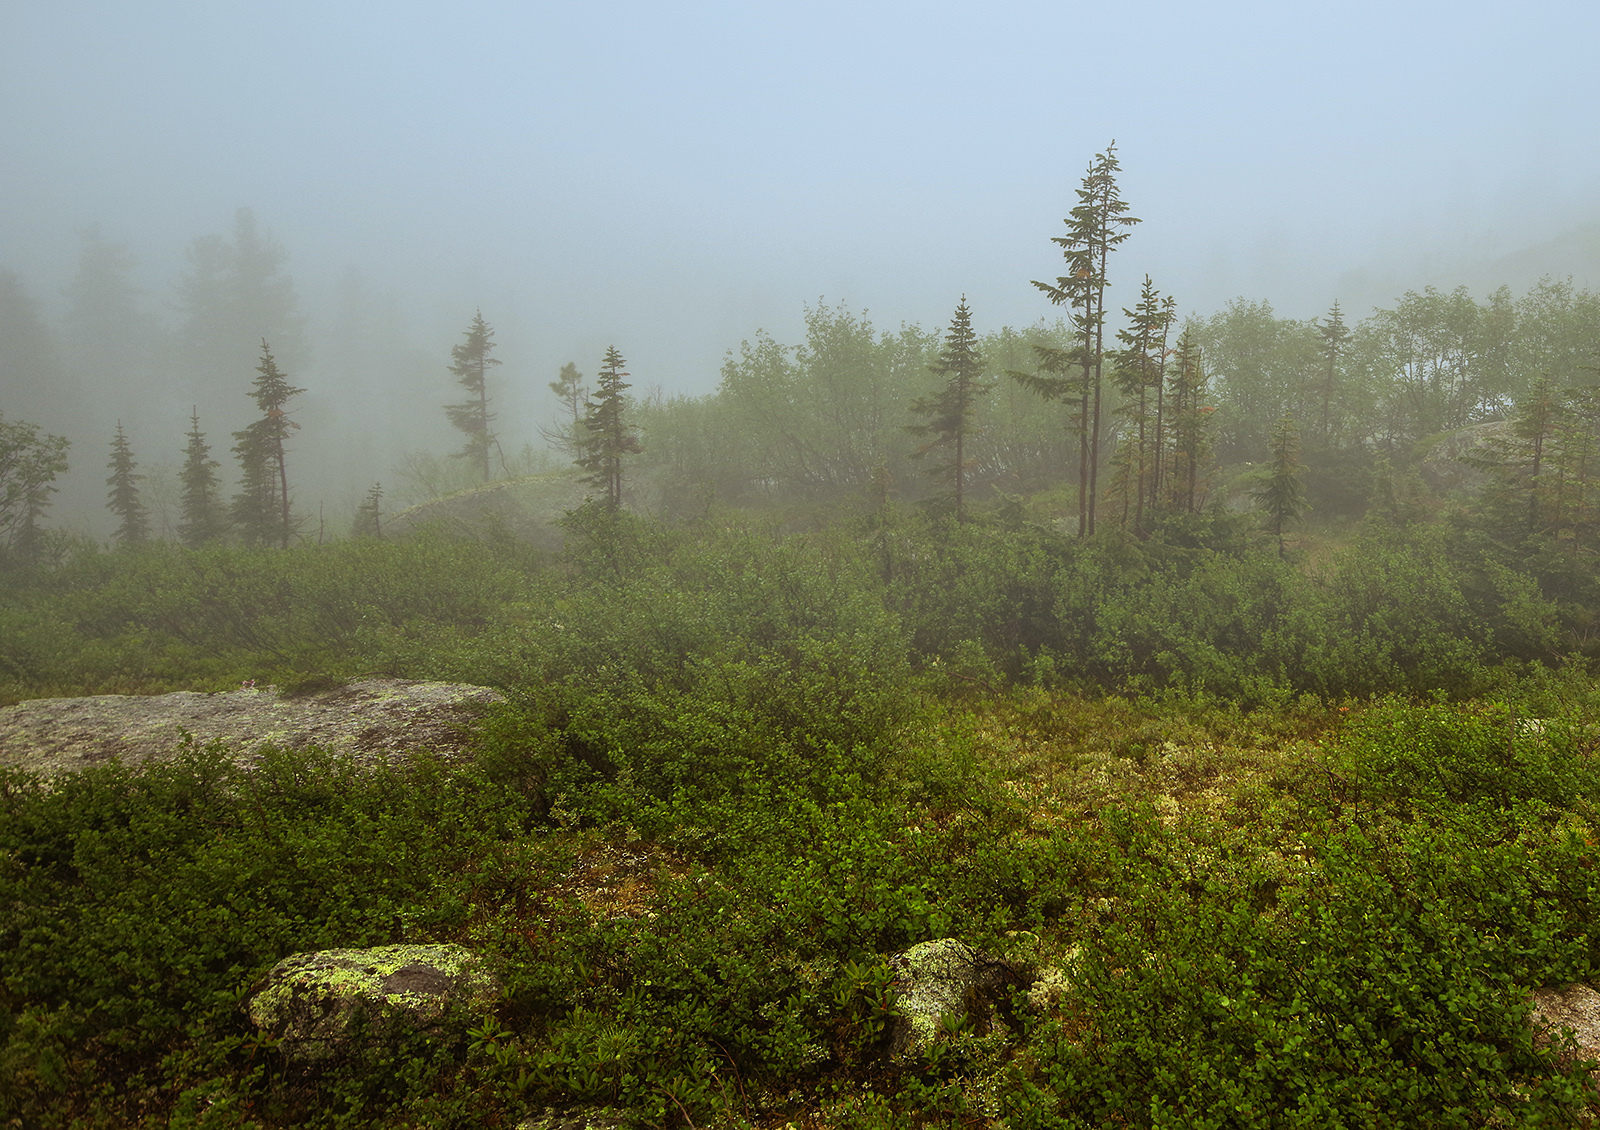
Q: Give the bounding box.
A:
[247,943,500,1061]
[0,677,504,780]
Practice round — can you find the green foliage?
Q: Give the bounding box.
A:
[0,741,530,1127]
[0,411,69,568]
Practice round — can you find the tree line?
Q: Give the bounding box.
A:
[4,147,1600,562]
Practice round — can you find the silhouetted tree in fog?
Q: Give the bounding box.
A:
[1031,142,1140,536]
[576,346,642,510]
[175,209,305,416]
[105,422,148,544]
[178,409,227,547]
[908,298,989,521]
[445,311,501,483]
[231,342,303,548]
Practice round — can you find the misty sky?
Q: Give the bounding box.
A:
[4,0,1599,402]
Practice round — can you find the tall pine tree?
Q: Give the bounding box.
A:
[1032,142,1140,536]
[576,346,641,511]
[908,298,989,521]
[445,311,501,483]
[231,341,303,548]
[105,421,148,544]
[178,408,227,546]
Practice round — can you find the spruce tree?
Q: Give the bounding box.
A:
[1032,142,1140,536]
[1252,415,1311,557]
[105,421,148,544]
[231,341,303,548]
[445,311,501,482]
[575,346,642,511]
[908,298,989,521]
[178,409,227,546]
[1314,301,1350,445]
[354,482,383,538]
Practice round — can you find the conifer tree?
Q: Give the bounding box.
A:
[105,421,148,544]
[576,346,642,511]
[178,409,227,547]
[1032,142,1140,536]
[231,341,303,548]
[1314,301,1350,445]
[445,311,501,483]
[1252,415,1310,557]
[354,482,383,538]
[1165,330,1213,513]
[908,298,989,521]
[1111,277,1175,534]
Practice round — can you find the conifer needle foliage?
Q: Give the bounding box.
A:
[231,341,304,549]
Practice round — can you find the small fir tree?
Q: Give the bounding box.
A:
[354,482,383,538]
[178,408,227,546]
[105,421,148,544]
[231,340,304,548]
[445,311,502,482]
[575,346,642,511]
[1313,301,1350,445]
[907,298,989,521]
[1252,414,1311,557]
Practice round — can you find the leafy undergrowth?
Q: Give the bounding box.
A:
[5,682,1600,1128]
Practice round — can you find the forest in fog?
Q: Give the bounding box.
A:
[4,75,1600,1122]
[3,191,1600,551]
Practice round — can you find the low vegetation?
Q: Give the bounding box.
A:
[3,501,1600,1127]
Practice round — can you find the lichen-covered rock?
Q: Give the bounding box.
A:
[888,938,1016,1058]
[247,944,500,1060]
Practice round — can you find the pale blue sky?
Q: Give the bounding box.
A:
[3,0,1598,398]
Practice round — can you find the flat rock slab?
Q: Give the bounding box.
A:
[0,678,505,779]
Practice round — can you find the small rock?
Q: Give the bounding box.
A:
[247,943,500,1061]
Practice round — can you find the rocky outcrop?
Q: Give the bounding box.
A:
[247,944,501,1061]
[0,677,504,780]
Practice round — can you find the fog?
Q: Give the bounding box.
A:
[4,0,1598,534]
